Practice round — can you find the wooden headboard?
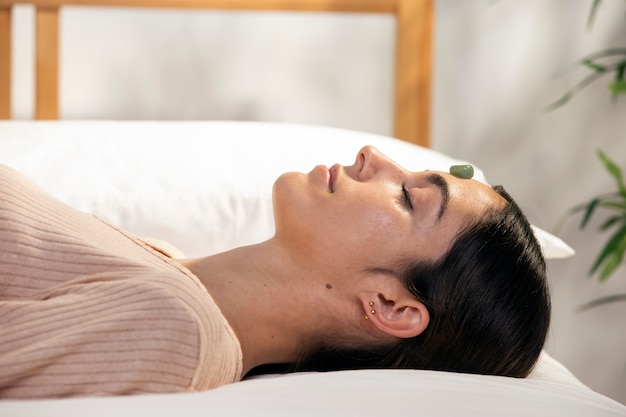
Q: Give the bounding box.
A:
[0,0,434,147]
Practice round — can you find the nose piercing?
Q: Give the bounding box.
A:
[449,164,474,179]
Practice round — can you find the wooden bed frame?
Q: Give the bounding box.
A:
[0,0,434,147]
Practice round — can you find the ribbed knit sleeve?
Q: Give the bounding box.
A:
[0,164,242,398]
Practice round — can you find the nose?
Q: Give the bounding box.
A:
[355,145,402,181]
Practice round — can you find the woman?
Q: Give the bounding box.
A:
[0,146,549,398]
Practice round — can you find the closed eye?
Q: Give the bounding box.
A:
[401,183,413,210]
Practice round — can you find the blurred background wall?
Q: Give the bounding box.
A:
[10,0,626,404]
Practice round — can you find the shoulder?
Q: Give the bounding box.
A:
[0,271,208,397]
[114,271,244,390]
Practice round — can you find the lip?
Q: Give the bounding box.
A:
[327,167,333,193]
[312,164,339,192]
[329,164,340,193]
[313,165,332,192]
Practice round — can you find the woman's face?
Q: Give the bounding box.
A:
[272,146,506,274]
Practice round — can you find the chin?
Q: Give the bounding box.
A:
[272,172,298,205]
[272,172,302,224]
[271,172,318,239]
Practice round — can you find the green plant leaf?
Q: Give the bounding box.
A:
[553,49,626,77]
[580,198,601,228]
[577,293,626,311]
[599,250,624,281]
[580,48,626,62]
[548,49,626,109]
[598,199,626,211]
[609,79,626,95]
[589,224,626,279]
[547,70,608,109]
[618,61,626,78]
[597,150,626,196]
[587,0,603,30]
[610,61,626,95]
[599,214,626,231]
[583,59,607,72]
[555,192,626,236]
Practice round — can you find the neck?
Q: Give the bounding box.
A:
[177,239,337,375]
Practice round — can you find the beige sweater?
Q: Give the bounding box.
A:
[0,164,243,398]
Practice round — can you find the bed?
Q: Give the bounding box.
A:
[0,120,623,416]
[0,1,625,416]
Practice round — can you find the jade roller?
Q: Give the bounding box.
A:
[449,165,474,179]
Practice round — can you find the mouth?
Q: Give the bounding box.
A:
[329,164,339,193]
[313,164,337,193]
[326,167,332,193]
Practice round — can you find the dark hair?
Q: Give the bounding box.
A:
[290,185,550,378]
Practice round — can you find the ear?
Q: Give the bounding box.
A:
[359,278,430,339]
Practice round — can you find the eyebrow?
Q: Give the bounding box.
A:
[424,172,450,221]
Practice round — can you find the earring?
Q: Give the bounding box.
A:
[365,301,375,320]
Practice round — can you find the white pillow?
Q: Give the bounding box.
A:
[531,225,575,259]
[0,121,573,259]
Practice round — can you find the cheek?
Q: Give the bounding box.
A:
[353,211,397,238]
[273,177,412,263]
[333,183,406,241]
[332,203,408,261]
[417,216,468,261]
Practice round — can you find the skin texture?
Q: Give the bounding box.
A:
[178,146,506,375]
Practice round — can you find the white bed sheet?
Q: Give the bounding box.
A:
[1,354,624,417]
[0,121,621,417]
